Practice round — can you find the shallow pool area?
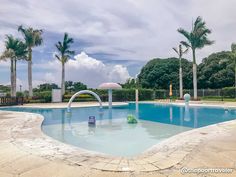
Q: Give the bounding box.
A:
[1,103,236,156]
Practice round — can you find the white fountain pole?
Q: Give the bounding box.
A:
[135,89,139,103]
[184,93,191,122]
[108,89,112,109]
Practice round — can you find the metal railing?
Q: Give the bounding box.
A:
[154,89,234,100]
[0,97,24,106]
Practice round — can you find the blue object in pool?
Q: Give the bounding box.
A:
[88,116,96,125]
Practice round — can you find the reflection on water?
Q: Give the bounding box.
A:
[184,102,190,122]
[1,103,236,129]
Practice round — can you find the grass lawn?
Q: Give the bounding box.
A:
[201,97,236,102]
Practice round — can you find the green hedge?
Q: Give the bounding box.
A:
[222,87,235,98]
[32,91,52,103]
[27,89,155,103]
[26,87,236,103]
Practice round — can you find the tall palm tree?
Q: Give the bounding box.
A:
[178,16,214,99]
[0,35,27,96]
[173,44,188,99]
[55,33,75,96]
[18,25,43,97]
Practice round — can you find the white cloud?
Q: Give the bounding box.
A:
[65,52,130,87]
[2,0,236,63]
[2,52,130,90]
[1,0,236,87]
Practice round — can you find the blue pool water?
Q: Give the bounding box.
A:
[1,103,236,156]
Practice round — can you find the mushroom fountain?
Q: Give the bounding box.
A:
[98,82,122,109]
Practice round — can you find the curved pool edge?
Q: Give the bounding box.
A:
[8,102,128,109]
[1,109,236,174]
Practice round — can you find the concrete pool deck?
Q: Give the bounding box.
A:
[0,102,236,176]
[11,101,128,108]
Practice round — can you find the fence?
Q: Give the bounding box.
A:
[154,88,236,100]
[0,97,24,106]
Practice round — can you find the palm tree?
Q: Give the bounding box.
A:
[55,33,75,96]
[173,44,188,99]
[0,35,27,96]
[18,25,43,97]
[178,16,214,99]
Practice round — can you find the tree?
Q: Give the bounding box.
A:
[231,43,236,88]
[122,78,137,89]
[55,33,75,96]
[178,16,214,99]
[198,51,234,89]
[138,57,193,90]
[0,35,27,96]
[18,25,43,97]
[65,81,87,92]
[33,83,59,92]
[173,44,188,98]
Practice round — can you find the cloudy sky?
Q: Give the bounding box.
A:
[0,0,236,89]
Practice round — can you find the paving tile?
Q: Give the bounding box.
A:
[141,163,159,172]
[0,171,14,177]
[0,155,49,175]
[19,161,89,177]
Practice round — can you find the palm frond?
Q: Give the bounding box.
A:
[55,33,75,64]
[183,48,189,54]
[18,25,43,48]
[180,41,191,48]
[55,54,61,61]
[177,28,190,40]
[172,47,179,55]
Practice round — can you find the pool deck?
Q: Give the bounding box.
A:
[11,101,128,108]
[0,101,236,176]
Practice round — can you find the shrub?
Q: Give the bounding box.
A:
[222,87,235,98]
[16,92,24,97]
[33,91,52,103]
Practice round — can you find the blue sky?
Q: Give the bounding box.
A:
[0,0,236,89]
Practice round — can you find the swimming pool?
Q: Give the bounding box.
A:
[1,103,236,156]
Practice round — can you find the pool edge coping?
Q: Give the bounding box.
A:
[1,103,236,172]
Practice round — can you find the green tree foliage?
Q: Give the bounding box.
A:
[178,16,214,99]
[198,51,234,89]
[138,58,193,89]
[138,51,236,90]
[18,25,43,97]
[55,33,75,95]
[0,35,27,96]
[33,83,59,92]
[0,85,10,93]
[122,78,137,89]
[65,81,87,92]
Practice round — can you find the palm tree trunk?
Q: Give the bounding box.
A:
[61,62,65,96]
[179,56,183,99]
[192,49,197,100]
[179,67,183,99]
[28,48,33,97]
[10,59,14,97]
[13,59,17,97]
